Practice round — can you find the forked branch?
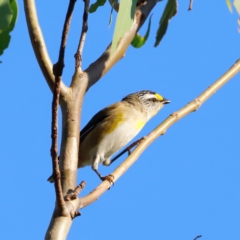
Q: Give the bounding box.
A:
[65,181,86,201]
[78,59,240,209]
[85,0,157,89]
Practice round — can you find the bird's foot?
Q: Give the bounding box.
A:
[100,174,114,184]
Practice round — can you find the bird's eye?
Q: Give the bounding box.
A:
[150,98,157,102]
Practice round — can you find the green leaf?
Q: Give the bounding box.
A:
[110,0,137,56]
[8,0,18,31]
[0,0,18,56]
[0,0,13,29]
[89,0,106,13]
[226,0,233,12]
[154,0,177,47]
[131,15,152,48]
[0,30,11,55]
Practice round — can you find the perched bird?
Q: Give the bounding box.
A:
[48,90,170,183]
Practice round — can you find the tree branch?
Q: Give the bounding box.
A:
[51,0,77,215]
[23,0,68,96]
[75,0,90,69]
[84,0,157,90]
[193,235,202,240]
[51,74,66,214]
[65,181,86,201]
[188,0,193,11]
[56,0,77,73]
[78,59,240,209]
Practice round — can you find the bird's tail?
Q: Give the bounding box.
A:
[47,174,54,183]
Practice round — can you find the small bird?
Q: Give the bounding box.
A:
[48,90,170,183]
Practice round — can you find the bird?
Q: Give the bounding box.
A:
[48,90,170,183]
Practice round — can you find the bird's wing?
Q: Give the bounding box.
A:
[80,103,118,143]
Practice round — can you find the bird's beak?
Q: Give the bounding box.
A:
[161,98,171,104]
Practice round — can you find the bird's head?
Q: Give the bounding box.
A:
[122,90,170,120]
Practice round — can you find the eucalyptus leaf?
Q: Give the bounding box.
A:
[0,0,13,29]
[154,0,177,47]
[131,15,152,48]
[110,0,137,56]
[0,0,18,56]
[89,0,106,13]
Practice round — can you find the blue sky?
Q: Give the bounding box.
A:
[1,1,240,239]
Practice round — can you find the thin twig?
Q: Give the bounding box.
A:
[75,0,90,69]
[51,0,77,215]
[78,59,240,209]
[65,181,86,201]
[188,0,193,10]
[193,235,202,240]
[56,0,77,73]
[51,74,66,213]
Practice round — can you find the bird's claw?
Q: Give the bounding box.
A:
[100,174,114,185]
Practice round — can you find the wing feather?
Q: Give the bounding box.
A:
[80,103,120,143]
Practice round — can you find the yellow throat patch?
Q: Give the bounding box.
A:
[135,120,146,130]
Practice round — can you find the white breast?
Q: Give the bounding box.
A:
[96,119,142,163]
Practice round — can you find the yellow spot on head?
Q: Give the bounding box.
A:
[135,120,146,130]
[155,93,163,101]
